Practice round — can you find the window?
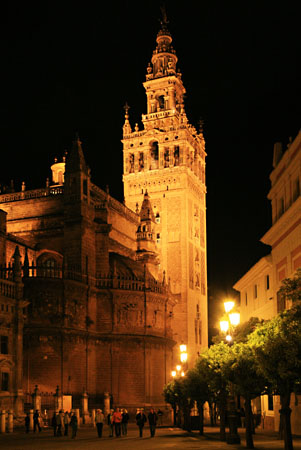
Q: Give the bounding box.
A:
[268,395,273,411]
[266,275,270,290]
[0,335,8,354]
[155,213,160,224]
[254,284,258,299]
[156,233,161,244]
[1,372,9,391]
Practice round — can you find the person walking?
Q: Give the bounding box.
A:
[157,408,163,426]
[70,412,78,439]
[25,413,30,433]
[148,407,158,437]
[136,408,147,438]
[56,410,63,436]
[121,409,129,436]
[95,409,104,437]
[107,409,114,437]
[64,411,70,436]
[51,412,57,436]
[33,410,41,432]
[112,407,122,437]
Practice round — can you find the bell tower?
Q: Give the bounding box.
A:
[122,14,208,363]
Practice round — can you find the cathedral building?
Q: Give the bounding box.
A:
[0,17,208,414]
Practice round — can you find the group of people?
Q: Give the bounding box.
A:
[26,406,163,439]
[51,410,78,438]
[106,407,161,438]
[107,408,130,437]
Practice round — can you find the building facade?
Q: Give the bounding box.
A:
[122,19,208,365]
[234,130,301,433]
[0,18,207,414]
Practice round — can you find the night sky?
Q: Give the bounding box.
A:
[1,1,300,325]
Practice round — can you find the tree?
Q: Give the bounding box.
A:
[248,303,301,450]
[196,342,233,441]
[163,380,181,426]
[278,268,301,304]
[228,342,268,449]
[184,368,210,435]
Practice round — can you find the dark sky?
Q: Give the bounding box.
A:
[1,1,300,309]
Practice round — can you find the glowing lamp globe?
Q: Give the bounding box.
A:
[229,312,240,326]
[220,320,229,332]
[224,301,235,313]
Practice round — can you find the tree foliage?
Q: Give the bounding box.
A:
[279,268,301,304]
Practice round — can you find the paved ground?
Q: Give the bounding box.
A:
[0,424,301,450]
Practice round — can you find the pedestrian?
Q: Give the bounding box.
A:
[51,412,57,436]
[136,408,147,437]
[64,411,70,436]
[107,409,114,437]
[112,407,122,437]
[95,409,104,437]
[148,407,158,437]
[56,410,62,436]
[25,413,30,433]
[157,408,163,426]
[70,412,78,439]
[33,409,41,432]
[121,408,129,436]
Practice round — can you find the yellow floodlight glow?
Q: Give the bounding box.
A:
[226,334,232,342]
[181,371,185,377]
[171,370,176,377]
[176,365,182,372]
[220,320,229,333]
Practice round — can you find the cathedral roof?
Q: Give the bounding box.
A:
[109,252,154,281]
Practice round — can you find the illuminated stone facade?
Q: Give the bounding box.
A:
[0,136,176,414]
[234,130,301,433]
[122,20,208,364]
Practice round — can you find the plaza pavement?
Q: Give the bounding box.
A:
[0,423,300,450]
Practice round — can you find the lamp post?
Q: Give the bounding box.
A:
[220,300,241,445]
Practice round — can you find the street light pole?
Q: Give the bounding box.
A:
[220,300,241,445]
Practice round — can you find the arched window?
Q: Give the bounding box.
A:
[37,256,61,278]
[150,142,158,170]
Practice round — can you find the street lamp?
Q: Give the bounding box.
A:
[219,299,241,445]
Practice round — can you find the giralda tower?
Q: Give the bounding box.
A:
[122,15,208,365]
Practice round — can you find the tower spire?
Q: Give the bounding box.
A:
[123,102,132,136]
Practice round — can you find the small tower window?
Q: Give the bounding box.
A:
[164,149,169,168]
[150,142,159,170]
[158,95,165,110]
[139,153,144,171]
[155,213,160,224]
[174,146,180,166]
[129,154,135,173]
[156,233,161,244]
